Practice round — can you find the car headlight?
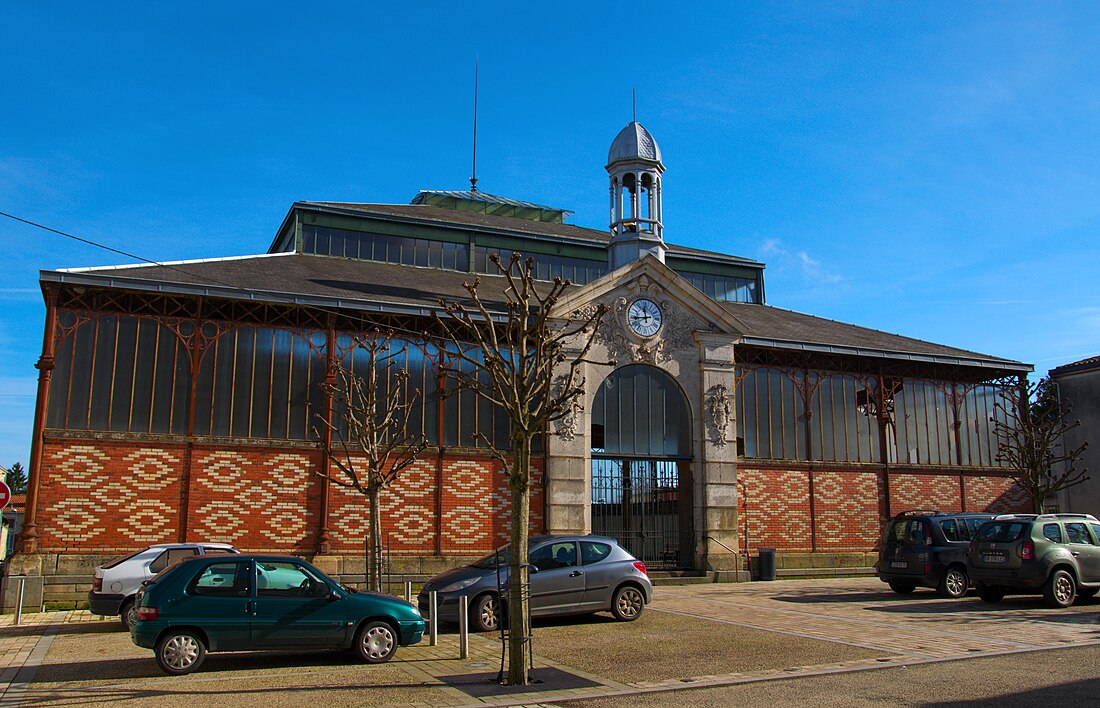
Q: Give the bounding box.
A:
[438,577,479,593]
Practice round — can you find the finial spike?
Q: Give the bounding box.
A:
[470,54,479,192]
[632,88,636,123]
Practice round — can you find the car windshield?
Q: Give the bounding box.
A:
[977,522,1027,542]
[471,545,512,569]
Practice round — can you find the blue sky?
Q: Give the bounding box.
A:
[2,2,1099,467]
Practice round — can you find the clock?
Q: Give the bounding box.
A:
[627,298,663,337]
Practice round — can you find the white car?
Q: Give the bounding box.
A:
[88,543,238,628]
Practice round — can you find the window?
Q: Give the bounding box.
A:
[256,561,329,598]
[965,518,987,538]
[1066,522,1094,545]
[1043,523,1064,544]
[201,546,236,556]
[529,542,578,571]
[150,547,198,573]
[889,519,929,545]
[581,541,612,565]
[189,561,251,597]
[977,522,1026,543]
[940,519,964,542]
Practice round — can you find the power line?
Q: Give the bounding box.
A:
[0,209,451,340]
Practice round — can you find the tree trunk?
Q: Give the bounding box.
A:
[368,486,382,593]
[506,436,532,685]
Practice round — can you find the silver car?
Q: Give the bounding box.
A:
[89,542,238,628]
[418,535,653,632]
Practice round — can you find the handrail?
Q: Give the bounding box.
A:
[706,536,739,556]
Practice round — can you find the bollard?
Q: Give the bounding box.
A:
[14,577,25,626]
[429,590,438,646]
[458,595,469,659]
[404,580,412,603]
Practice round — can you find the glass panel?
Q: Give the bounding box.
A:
[592,365,690,457]
[189,561,251,597]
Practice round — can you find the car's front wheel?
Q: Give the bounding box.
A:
[610,585,645,621]
[1044,569,1077,608]
[887,580,916,595]
[355,621,398,663]
[975,582,1005,603]
[472,593,501,633]
[155,629,207,675]
[937,567,969,599]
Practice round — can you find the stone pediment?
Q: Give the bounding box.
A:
[553,255,745,366]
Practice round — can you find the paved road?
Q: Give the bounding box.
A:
[562,644,1100,707]
[3,577,1098,706]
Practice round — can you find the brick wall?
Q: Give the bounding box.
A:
[738,465,1030,554]
[35,437,545,557]
[37,441,186,551]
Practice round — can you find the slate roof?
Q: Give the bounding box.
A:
[720,301,1027,370]
[45,252,1028,371]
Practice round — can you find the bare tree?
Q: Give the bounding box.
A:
[994,377,1090,512]
[314,335,429,592]
[435,252,607,685]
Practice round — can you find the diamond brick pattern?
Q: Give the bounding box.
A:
[965,475,1031,513]
[814,471,884,551]
[190,450,316,550]
[327,457,437,551]
[890,473,963,513]
[739,468,812,552]
[38,443,182,548]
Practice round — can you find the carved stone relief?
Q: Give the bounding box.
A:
[705,383,733,447]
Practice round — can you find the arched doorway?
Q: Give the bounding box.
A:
[590,365,694,569]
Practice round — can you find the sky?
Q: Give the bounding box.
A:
[2,2,1099,468]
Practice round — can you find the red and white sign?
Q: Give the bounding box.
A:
[0,480,10,510]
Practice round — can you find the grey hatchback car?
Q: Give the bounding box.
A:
[419,535,652,632]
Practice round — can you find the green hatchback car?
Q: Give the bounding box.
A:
[131,554,425,675]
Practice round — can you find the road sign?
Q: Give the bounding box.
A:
[0,480,10,510]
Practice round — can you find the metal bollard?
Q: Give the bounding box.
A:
[429,590,438,646]
[404,580,412,603]
[458,595,469,659]
[14,577,25,626]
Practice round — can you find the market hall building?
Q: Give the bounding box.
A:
[10,122,1032,601]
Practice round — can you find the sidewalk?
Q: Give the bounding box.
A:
[4,578,1098,706]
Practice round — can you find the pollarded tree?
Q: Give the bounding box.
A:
[314,335,429,592]
[435,252,607,686]
[994,376,1090,513]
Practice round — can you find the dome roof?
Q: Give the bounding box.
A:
[607,121,663,166]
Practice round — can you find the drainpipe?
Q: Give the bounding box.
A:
[19,286,59,554]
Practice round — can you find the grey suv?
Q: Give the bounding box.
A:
[968,513,1100,607]
[877,510,995,598]
[89,543,238,628]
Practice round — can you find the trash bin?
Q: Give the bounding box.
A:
[757,548,777,581]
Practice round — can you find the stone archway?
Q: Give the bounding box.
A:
[590,364,694,569]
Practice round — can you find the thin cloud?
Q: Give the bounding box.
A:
[758,237,842,285]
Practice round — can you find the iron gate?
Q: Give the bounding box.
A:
[591,457,694,570]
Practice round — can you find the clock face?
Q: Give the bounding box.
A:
[627,298,663,337]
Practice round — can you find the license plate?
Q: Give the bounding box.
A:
[890,561,907,569]
[982,555,1006,563]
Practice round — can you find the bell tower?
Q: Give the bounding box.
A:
[607,121,666,270]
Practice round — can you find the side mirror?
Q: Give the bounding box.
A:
[527,563,539,574]
[329,590,342,601]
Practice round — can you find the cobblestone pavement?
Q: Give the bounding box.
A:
[2,578,1098,706]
